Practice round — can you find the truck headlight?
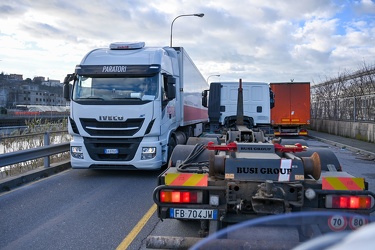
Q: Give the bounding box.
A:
[141,147,156,160]
[71,146,84,159]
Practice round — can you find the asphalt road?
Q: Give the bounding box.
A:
[0,169,160,250]
[0,131,374,250]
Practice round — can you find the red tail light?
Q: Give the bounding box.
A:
[160,190,203,204]
[326,195,373,209]
[299,129,308,135]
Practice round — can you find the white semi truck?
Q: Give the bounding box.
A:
[202,81,275,134]
[63,42,208,170]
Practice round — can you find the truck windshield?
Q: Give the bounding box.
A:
[72,75,159,101]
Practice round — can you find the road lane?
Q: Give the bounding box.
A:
[116,204,157,250]
[0,169,160,250]
[0,134,373,250]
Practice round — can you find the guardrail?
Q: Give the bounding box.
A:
[0,141,70,168]
[0,130,70,168]
[0,132,70,192]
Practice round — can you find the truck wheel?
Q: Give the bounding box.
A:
[169,145,191,167]
[169,144,211,168]
[167,136,177,164]
[186,137,218,145]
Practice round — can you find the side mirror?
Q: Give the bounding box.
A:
[166,76,176,100]
[269,88,275,109]
[64,74,75,84]
[63,74,75,101]
[202,89,208,107]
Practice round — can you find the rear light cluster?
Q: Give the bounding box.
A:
[299,129,308,135]
[160,190,203,204]
[326,195,373,209]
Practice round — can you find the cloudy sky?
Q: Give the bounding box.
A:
[1,0,374,84]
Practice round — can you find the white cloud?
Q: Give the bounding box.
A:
[0,0,374,83]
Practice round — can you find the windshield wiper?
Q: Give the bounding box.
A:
[77,96,105,100]
[112,97,141,100]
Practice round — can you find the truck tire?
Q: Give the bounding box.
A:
[167,136,177,165]
[186,137,218,145]
[169,145,191,167]
[169,144,211,168]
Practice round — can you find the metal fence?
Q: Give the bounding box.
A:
[310,63,375,123]
[311,94,375,122]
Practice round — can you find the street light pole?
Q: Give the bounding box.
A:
[170,13,204,47]
[206,74,220,83]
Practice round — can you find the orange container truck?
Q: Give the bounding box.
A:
[270,82,310,136]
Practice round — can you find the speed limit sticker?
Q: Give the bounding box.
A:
[328,215,348,231]
[349,216,368,230]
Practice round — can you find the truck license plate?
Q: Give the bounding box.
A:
[170,208,217,220]
[104,148,119,154]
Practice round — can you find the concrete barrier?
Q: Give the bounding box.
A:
[310,119,375,143]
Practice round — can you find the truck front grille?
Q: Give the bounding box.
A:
[80,118,144,136]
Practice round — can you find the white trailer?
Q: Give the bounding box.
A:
[63,42,208,170]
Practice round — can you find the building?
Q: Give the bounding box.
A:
[4,74,23,81]
[42,79,61,87]
[0,73,67,108]
[17,84,66,106]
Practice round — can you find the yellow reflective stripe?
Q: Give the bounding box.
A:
[165,173,208,186]
[322,177,365,190]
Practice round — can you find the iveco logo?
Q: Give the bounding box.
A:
[98,116,124,121]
